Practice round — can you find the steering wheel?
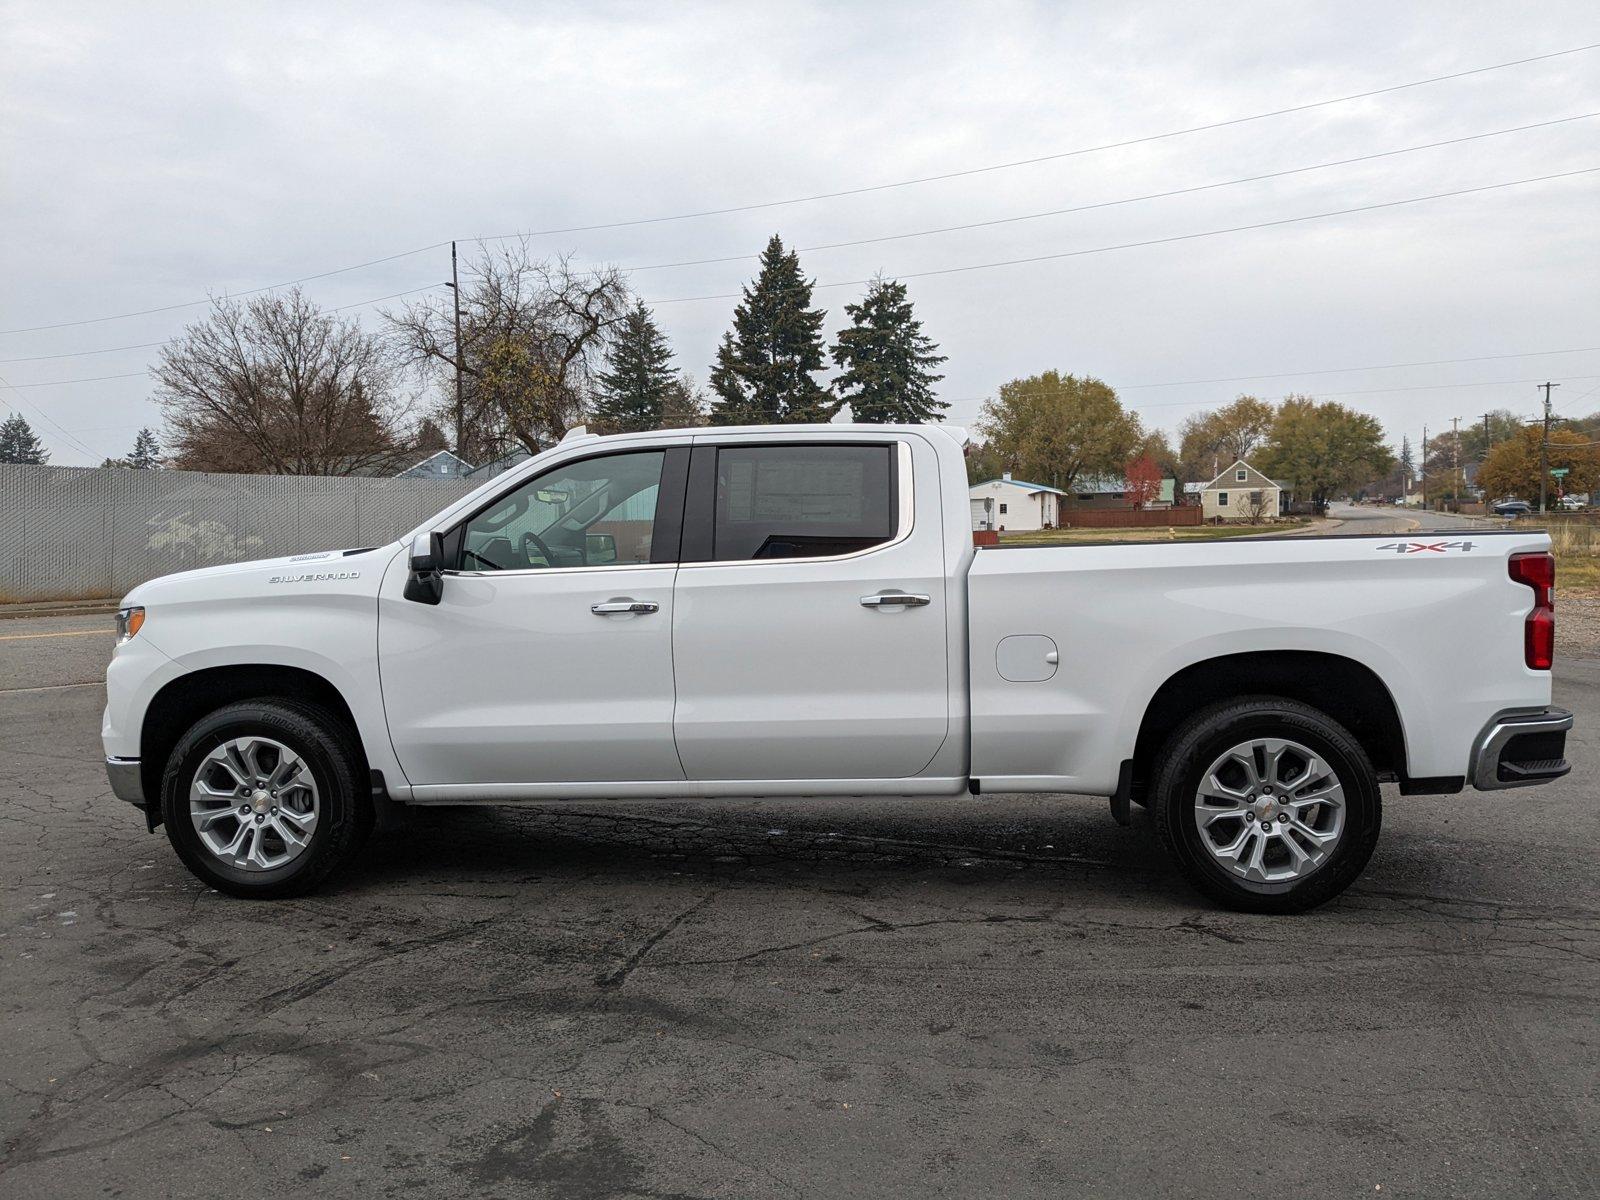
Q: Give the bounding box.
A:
[519,531,556,568]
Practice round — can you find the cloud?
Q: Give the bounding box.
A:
[2,0,1597,462]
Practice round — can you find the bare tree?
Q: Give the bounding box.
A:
[384,242,632,463]
[1240,490,1274,525]
[155,290,410,475]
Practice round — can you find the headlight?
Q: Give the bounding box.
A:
[116,606,145,644]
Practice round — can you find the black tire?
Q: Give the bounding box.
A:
[1151,696,1381,914]
[160,700,373,899]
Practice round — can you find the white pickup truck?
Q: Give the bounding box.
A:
[103,423,1572,911]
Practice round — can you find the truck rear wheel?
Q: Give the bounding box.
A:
[159,700,372,899]
[1151,697,1380,913]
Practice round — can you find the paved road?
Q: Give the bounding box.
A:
[1321,503,1501,536]
[2,619,1596,1198]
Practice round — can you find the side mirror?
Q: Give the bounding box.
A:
[404,530,446,605]
[585,532,617,565]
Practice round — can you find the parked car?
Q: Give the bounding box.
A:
[1493,500,1534,518]
[103,423,1572,913]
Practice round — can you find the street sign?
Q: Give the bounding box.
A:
[1550,467,1570,478]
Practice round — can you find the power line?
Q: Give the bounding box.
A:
[1114,346,1600,390]
[0,244,450,336]
[0,340,166,364]
[475,40,1600,241]
[4,372,148,389]
[12,167,1598,390]
[626,112,1600,273]
[0,372,103,458]
[940,349,1600,406]
[6,39,1597,338]
[24,113,1599,368]
[973,374,1600,414]
[646,166,1600,305]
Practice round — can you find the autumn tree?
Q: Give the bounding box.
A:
[386,242,631,461]
[0,413,49,464]
[1461,409,1525,461]
[1255,396,1394,507]
[1123,453,1162,508]
[1179,395,1275,479]
[831,277,947,423]
[1477,426,1600,504]
[1422,427,1472,502]
[977,372,1142,493]
[1133,429,1181,482]
[964,439,1009,485]
[710,235,834,424]
[591,302,677,434]
[155,290,410,475]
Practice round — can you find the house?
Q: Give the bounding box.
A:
[396,449,474,480]
[1198,460,1283,522]
[969,473,1067,531]
[1072,474,1178,509]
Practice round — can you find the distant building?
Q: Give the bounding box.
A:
[968,473,1067,531]
[465,449,535,480]
[1071,474,1177,509]
[396,450,474,480]
[1198,460,1284,522]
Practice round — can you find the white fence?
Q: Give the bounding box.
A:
[0,464,477,603]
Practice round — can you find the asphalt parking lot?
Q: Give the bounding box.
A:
[2,616,1596,1198]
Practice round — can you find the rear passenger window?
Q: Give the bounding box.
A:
[713,444,896,560]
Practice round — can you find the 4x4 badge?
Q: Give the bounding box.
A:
[1374,541,1474,554]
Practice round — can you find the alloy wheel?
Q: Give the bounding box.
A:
[1192,737,1345,884]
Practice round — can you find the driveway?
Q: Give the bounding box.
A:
[2,619,1596,1198]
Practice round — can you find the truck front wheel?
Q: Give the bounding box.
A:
[159,700,372,898]
[1151,697,1381,913]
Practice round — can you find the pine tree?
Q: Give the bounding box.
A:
[1398,435,1415,482]
[709,235,835,424]
[831,277,948,423]
[129,427,161,469]
[659,372,707,429]
[592,302,676,433]
[0,412,49,464]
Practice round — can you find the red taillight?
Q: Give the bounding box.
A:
[1509,552,1555,670]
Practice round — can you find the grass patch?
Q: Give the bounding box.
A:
[1558,553,1600,591]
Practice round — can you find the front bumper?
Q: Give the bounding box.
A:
[106,757,145,807]
[1471,708,1573,790]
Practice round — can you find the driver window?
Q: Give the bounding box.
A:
[459,450,665,571]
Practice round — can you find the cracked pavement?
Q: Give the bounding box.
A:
[1,616,1596,1197]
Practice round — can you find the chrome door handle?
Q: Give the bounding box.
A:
[859,592,931,608]
[591,600,659,615]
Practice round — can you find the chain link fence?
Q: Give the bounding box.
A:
[0,464,478,603]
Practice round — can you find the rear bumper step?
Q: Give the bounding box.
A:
[1471,708,1573,790]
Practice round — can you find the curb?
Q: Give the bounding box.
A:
[0,599,120,621]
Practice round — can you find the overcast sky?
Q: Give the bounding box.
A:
[2,0,1597,466]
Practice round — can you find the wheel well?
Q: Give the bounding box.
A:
[1130,652,1405,798]
[139,665,366,802]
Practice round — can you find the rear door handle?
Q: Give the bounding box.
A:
[860,592,931,608]
[591,600,659,615]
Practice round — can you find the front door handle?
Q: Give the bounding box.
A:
[591,600,659,615]
[859,592,931,608]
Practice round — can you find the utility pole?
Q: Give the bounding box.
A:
[1420,423,1428,510]
[1537,382,1559,514]
[447,242,466,457]
[1451,416,1461,511]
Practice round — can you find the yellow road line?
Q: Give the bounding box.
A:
[0,630,115,642]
